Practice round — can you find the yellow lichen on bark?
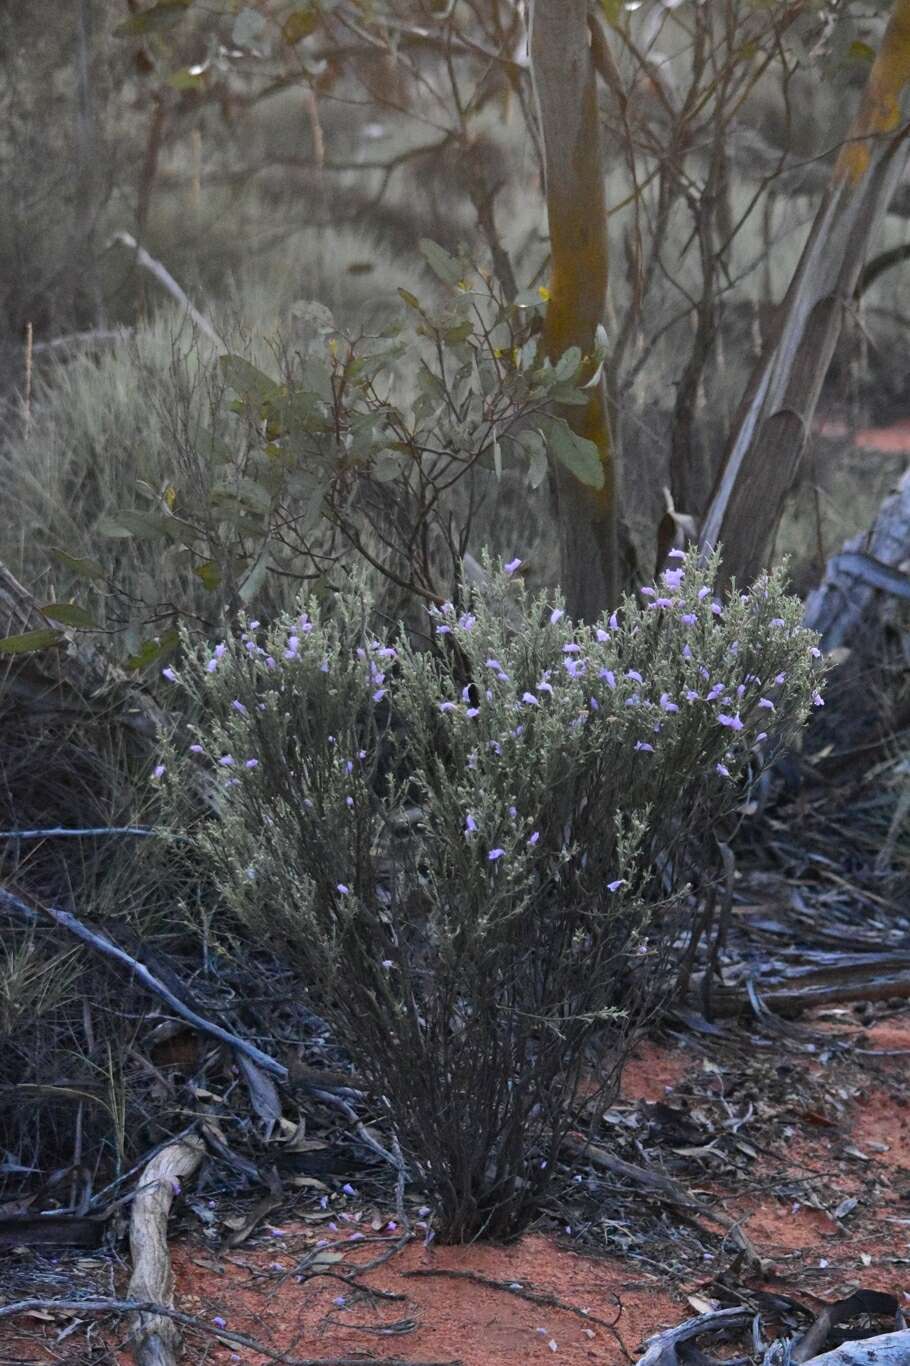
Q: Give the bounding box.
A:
[836,0,910,184]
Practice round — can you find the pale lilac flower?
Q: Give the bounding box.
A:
[774,673,786,685]
[284,635,300,659]
[757,697,775,710]
[563,657,585,678]
[458,613,476,631]
[489,740,502,755]
[706,682,725,701]
[189,743,204,754]
[609,611,619,630]
[214,643,226,658]
[697,586,710,601]
[320,657,330,673]
[680,613,697,625]
[528,831,540,845]
[265,656,277,670]
[589,696,599,710]
[488,848,506,861]
[607,879,623,892]
[219,754,236,767]
[662,568,684,591]
[537,678,554,695]
[345,796,354,808]
[342,1183,356,1196]
[337,883,350,894]
[152,764,166,780]
[809,645,822,658]
[438,701,457,713]
[599,668,616,689]
[769,617,785,628]
[550,608,564,625]
[435,624,452,635]
[685,689,700,702]
[716,763,730,777]
[466,707,480,718]
[596,627,610,642]
[381,959,394,969]
[465,814,477,834]
[667,548,686,559]
[231,699,247,715]
[812,691,824,707]
[626,669,643,683]
[162,667,177,682]
[625,694,640,707]
[659,693,678,713]
[509,806,517,818]
[206,657,219,673]
[522,691,539,706]
[212,1316,226,1329]
[682,643,693,659]
[244,758,259,769]
[756,731,768,742]
[711,601,723,616]
[717,713,744,731]
[504,558,522,575]
[563,642,582,653]
[372,688,386,703]
[485,658,502,671]
[634,740,654,752]
[512,724,524,738]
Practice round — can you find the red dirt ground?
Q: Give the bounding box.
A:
[4,1019,910,1365]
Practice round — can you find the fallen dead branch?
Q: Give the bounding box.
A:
[128,1134,205,1366]
[634,1307,754,1366]
[561,1133,765,1272]
[708,952,910,1017]
[792,1331,910,1366]
[0,887,289,1080]
[0,1296,460,1366]
[402,1267,623,1333]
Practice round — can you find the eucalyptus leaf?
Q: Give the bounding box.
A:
[0,628,65,654]
[543,417,605,490]
[51,549,106,581]
[38,602,99,629]
[419,239,463,287]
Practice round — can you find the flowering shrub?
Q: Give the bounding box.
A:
[154,549,824,1241]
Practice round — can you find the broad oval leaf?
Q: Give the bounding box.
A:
[51,549,106,581]
[283,5,320,43]
[0,628,65,654]
[115,0,192,37]
[544,417,605,490]
[418,239,463,287]
[219,354,280,404]
[38,602,99,629]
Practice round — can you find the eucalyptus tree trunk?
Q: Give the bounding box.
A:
[529,0,617,620]
[700,0,910,587]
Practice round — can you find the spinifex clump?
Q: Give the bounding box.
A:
[154,549,824,1241]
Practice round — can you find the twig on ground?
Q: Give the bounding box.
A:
[0,1298,460,1366]
[0,887,289,1080]
[402,1268,623,1333]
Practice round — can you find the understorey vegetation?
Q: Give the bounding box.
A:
[153,549,823,1240]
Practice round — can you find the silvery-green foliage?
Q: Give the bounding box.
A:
[154,548,824,1240]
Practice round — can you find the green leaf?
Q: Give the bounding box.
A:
[125,629,179,672]
[554,345,582,384]
[0,628,65,655]
[543,417,605,490]
[51,548,106,581]
[219,354,280,404]
[847,40,876,64]
[193,560,222,591]
[115,0,192,37]
[397,288,423,313]
[517,429,549,490]
[239,549,270,603]
[96,511,177,540]
[599,0,624,24]
[418,239,463,288]
[167,66,206,91]
[37,602,99,629]
[283,5,320,42]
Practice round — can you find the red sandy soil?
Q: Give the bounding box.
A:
[4,1018,910,1366]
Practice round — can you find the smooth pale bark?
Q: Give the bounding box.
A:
[530,0,617,619]
[701,0,910,587]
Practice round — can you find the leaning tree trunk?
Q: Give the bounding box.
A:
[700,0,910,587]
[529,0,617,620]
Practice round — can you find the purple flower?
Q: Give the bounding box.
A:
[218,755,236,767]
[528,831,540,846]
[488,848,506,861]
[522,691,539,705]
[769,617,785,628]
[607,879,623,892]
[320,657,330,673]
[337,883,350,894]
[231,699,247,715]
[774,673,786,685]
[504,558,523,575]
[435,624,452,635]
[334,1296,347,1307]
[465,814,477,834]
[697,586,710,601]
[372,688,386,703]
[680,613,697,625]
[162,667,177,683]
[809,645,822,659]
[715,763,730,777]
[190,743,204,754]
[212,1316,226,1329]
[599,668,616,689]
[711,601,723,616]
[466,707,480,718]
[706,683,725,702]
[595,627,610,642]
[438,701,457,713]
[756,731,768,742]
[609,611,619,631]
[660,693,679,713]
[812,691,824,707]
[667,548,686,559]
[244,758,259,769]
[458,612,476,631]
[717,713,744,731]
[537,678,554,695]
[626,669,643,683]
[662,568,684,591]
[206,657,219,673]
[345,796,354,808]
[757,697,775,710]
[563,642,582,653]
[265,656,277,670]
[563,656,585,678]
[342,1183,356,1196]
[640,586,656,598]
[634,740,654,752]
[152,764,166,780]
[284,635,300,659]
[550,608,564,625]
[589,696,599,710]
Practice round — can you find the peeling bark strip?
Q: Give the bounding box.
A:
[128,1136,204,1366]
[529,0,617,620]
[701,0,910,588]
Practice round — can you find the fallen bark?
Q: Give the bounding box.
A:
[634,1307,754,1366]
[707,953,910,1018]
[792,1331,910,1366]
[128,1135,205,1366]
[560,1133,764,1271]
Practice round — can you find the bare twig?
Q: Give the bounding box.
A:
[402,1268,623,1332]
[108,231,222,345]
